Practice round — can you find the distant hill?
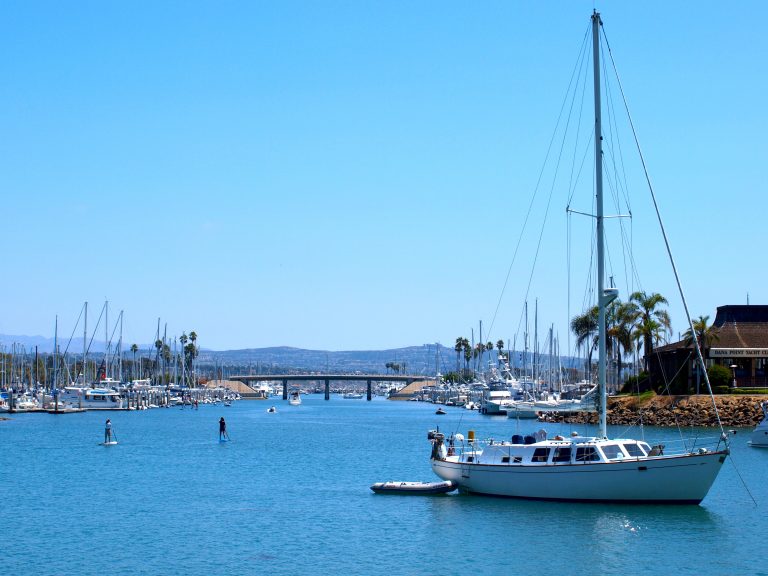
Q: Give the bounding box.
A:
[0,334,584,376]
[0,334,148,354]
[200,345,584,376]
[199,345,454,375]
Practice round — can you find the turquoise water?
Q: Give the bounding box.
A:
[1,397,766,576]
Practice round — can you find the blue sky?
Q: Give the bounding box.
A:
[0,1,765,352]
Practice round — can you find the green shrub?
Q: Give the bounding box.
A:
[729,388,768,395]
[707,364,732,389]
[621,372,651,393]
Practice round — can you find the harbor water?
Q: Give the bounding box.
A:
[1,396,766,576]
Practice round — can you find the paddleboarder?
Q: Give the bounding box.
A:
[104,419,112,443]
[219,417,227,440]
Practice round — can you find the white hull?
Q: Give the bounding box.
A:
[431,450,726,503]
[59,387,124,410]
[505,402,541,419]
[749,421,768,447]
[749,402,768,447]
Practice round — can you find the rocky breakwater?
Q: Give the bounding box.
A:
[546,394,766,427]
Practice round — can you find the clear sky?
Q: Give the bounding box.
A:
[0,1,765,352]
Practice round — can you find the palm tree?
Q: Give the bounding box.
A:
[606,301,636,389]
[629,291,671,374]
[189,331,198,386]
[455,337,469,373]
[154,339,163,384]
[130,344,138,380]
[571,307,598,381]
[683,315,719,394]
[463,341,472,373]
[454,337,464,372]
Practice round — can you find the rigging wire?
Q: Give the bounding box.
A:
[486,22,592,345]
[601,26,726,435]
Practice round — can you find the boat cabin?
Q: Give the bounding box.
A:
[438,433,656,466]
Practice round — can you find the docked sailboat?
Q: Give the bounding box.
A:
[506,385,597,420]
[427,11,728,504]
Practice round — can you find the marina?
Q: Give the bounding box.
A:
[1,2,766,575]
[1,396,766,576]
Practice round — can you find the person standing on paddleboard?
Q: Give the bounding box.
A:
[105,419,112,443]
[219,417,226,440]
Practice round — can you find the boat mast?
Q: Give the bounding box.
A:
[593,10,606,437]
[83,301,88,385]
[105,300,109,380]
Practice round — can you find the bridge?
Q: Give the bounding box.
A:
[228,374,432,401]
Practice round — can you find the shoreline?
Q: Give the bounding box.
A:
[544,394,766,427]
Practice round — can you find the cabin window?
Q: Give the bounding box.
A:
[553,447,571,463]
[501,456,510,463]
[532,448,550,462]
[638,442,652,454]
[513,456,522,463]
[575,447,600,462]
[466,456,474,463]
[601,444,625,460]
[622,443,645,457]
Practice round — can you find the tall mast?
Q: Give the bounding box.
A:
[54,316,58,410]
[593,10,616,438]
[105,300,109,380]
[534,299,538,391]
[83,301,88,385]
[118,311,123,383]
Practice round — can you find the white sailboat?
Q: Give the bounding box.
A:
[427,11,729,504]
[506,385,597,420]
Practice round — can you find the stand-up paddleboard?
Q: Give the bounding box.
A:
[219,438,229,443]
[100,441,118,446]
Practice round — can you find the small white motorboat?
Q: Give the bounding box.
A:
[370,480,457,495]
[749,401,768,447]
[435,408,446,415]
[267,406,277,413]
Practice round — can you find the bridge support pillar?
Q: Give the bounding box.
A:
[367,379,372,401]
[324,379,330,400]
[282,380,288,400]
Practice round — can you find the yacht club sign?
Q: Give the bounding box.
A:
[709,348,768,358]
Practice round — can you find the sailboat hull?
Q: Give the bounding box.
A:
[431,451,728,504]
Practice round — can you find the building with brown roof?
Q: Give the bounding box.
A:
[649,305,768,392]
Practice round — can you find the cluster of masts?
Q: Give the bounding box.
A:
[0,300,202,395]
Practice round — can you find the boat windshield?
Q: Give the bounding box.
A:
[600,444,625,460]
[621,442,646,457]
